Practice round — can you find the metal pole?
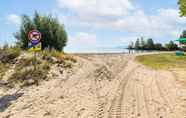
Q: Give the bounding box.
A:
[33,46,37,71]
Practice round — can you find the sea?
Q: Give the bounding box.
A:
[64,46,155,54]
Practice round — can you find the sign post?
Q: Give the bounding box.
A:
[28,30,42,70]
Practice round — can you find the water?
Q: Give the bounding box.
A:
[64,47,129,53]
[64,46,160,54]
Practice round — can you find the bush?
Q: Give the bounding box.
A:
[42,50,76,64]
[0,48,20,63]
[8,63,50,87]
[16,57,42,71]
[15,12,68,51]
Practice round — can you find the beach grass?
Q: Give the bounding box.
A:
[136,53,186,69]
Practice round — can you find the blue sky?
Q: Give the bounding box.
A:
[0,0,186,52]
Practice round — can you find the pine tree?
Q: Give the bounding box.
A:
[140,37,145,50]
[146,38,154,50]
[135,38,140,50]
[14,12,68,51]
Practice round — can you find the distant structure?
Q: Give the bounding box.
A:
[176,38,186,47]
[175,38,186,56]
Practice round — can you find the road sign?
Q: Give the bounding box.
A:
[28,42,42,51]
[28,30,42,51]
[28,30,42,45]
[28,30,42,71]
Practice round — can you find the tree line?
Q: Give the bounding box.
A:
[128,37,179,51]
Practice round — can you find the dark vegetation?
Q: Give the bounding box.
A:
[128,37,178,51]
[128,30,186,51]
[14,12,68,51]
[9,62,50,87]
[0,47,76,88]
[178,0,186,17]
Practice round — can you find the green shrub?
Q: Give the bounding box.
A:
[16,57,42,71]
[9,64,50,87]
[0,48,20,63]
[15,12,68,51]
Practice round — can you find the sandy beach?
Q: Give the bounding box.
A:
[0,53,186,118]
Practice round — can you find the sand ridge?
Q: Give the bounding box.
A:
[0,54,186,118]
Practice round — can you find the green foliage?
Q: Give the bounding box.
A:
[9,58,51,87]
[140,37,145,49]
[180,30,186,38]
[15,12,68,51]
[146,38,154,50]
[135,38,140,49]
[9,67,48,87]
[136,53,186,69]
[131,37,178,51]
[154,43,164,50]
[178,0,186,17]
[165,41,178,51]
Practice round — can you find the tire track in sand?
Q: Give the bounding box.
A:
[155,76,181,118]
[108,65,139,118]
[126,71,152,118]
[95,56,133,118]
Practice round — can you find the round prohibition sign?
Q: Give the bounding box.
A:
[28,30,42,45]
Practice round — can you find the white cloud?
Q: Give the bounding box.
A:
[108,9,186,38]
[57,0,186,47]
[67,32,97,48]
[57,0,134,17]
[57,0,186,41]
[7,14,21,26]
[119,36,138,44]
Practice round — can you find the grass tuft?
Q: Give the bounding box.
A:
[0,48,20,64]
[8,62,50,87]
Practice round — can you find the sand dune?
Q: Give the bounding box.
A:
[0,54,186,118]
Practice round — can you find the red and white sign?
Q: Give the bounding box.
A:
[28,30,42,45]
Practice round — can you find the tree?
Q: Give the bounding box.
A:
[154,43,164,50]
[135,38,140,50]
[15,12,68,51]
[146,38,154,50]
[128,41,134,49]
[180,30,186,38]
[165,41,178,51]
[178,0,186,17]
[139,37,146,49]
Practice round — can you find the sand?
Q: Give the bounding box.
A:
[0,54,186,118]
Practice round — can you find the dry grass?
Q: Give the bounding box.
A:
[0,63,9,80]
[1,49,76,87]
[136,53,186,70]
[8,62,50,87]
[0,48,20,64]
